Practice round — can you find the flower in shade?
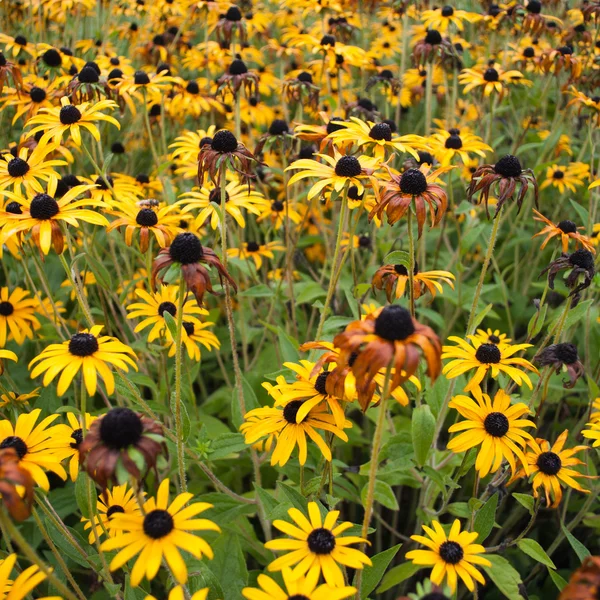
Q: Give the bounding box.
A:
[81,483,143,543]
[0,448,34,521]
[447,389,536,477]
[101,478,220,586]
[333,305,441,406]
[540,249,595,303]
[265,502,371,588]
[442,336,538,394]
[152,232,237,305]
[54,412,97,481]
[369,164,453,237]
[532,210,595,253]
[406,520,491,593]
[509,430,592,508]
[467,154,538,218]
[534,343,585,389]
[0,408,67,491]
[372,262,455,302]
[0,552,60,600]
[79,407,164,489]
[243,567,355,600]
[29,325,137,396]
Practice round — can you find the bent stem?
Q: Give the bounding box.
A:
[174,276,188,493]
[465,212,502,335]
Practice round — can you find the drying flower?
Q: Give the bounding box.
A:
[532,210,595,253]
[540,249,595,302]
[0,448,34,521]
[534,343,585,389]
[372,263,455,302]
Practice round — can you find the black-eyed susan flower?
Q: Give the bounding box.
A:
[106,200,184,253]
[428,128,491,167]
[241,400,350,466]
[81,483,143,543]
[472,328,512,346]
[29,325,137,396]
[567,86,600,126]
[101,478,220,586]
[243,567,356,600]
[0,552,59,600]
[421,6,479,32]
[582,422,600,448]
[165,320,220,361]
[333,305,441,406]
[534,343,585,389]
[532,210,595,253]
[54,411,97,481]
[79,407,164,489]
[0,142,66,195]
[178,179,268,230]
[0,178,107,255]
[406,520,491,593]
[510,430,592,508]
[0,389,39,409]
[227,240,286,270]
[539,162,589,194]
[25,95,120,146]
[0,408,68,491]
[372,263,455,302]
[458,63,531,98]
[442,336,538,394]
[0,286,40,347]
[0,349,17,375]
[286,148,380,201]
[265,502,371,588]
[146,587,209,600]
[326,117,425,161]
[447,389,536,477]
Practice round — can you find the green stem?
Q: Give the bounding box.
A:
[174,276,187,493]
[59,252,94,327]
[407,207,416,316]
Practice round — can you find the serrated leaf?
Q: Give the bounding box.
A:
[411,405,435,467]
[517,538,556,569]
[473,493,498,543]
[483,555,523,600]
[561,522,590,563]
[357,543,401,599]
[377,562,422,593]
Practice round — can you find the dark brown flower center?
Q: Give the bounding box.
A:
[441,5,454,16]
[69,333,99,356]
[158,301,177,317]
[0,302,14,316]
[374,305,415,341]
[475,343,501,364]
[569,249,594,270]
[483,67,499,82]
[369,123,392,141]
[211,130,238,153]
[59,104,82,125]
[5,201,22,214]
[272,201,285,212]
[186,80,200,94]
[439,540,464,564]
[326,118,346,134]
[143,509,174,538]
[494,155,522,177]
[444,134,463,149]
[537,451,561,475]
[552,170,564,180]
[314,371,330,395]
[0,436,28,459]
[424,29,442,45]
[400,168,428,195]
[30,193,59,220]
[268,119,289,136]
[183,322,194,336]
[307,527,336,554]
[7,157,30,177]
[136,208,158,227]
[70,428,83,449]
[169,232,203,264]
[106,505,125,518]
[99,407,143,449]
[134,70,150,85]
[334,155,362,177]
[488,334,500,344]
[283,400,304,424]
[557,220,577,234]
[246,241,260,252]
[484,412,509,437]
[228,59,248,75]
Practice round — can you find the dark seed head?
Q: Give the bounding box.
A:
[400,168,428,195]
[475,343,502,364]
[307,527,336,554]
[445,133,463,149]
[418,151,435,166]
[152,34,166,46]
[268,119,289,136]
[15,35,27,46]
[358,235,371,248]
[314,371,330,395]
[225,6,242,21]
[369,122,392,141]
[111,142,125,154]
[334,155,362,177]
[523,46,535,58]
[70,428,83,449]
[99,407,143,449]
[0,436,28,459]
[246,241,260,252]
[424,29,442,45]
[183,322,194,336]
[382,119,397,133]
[297,71,313,83]
[488,334,500,344]
[441,5,454,16]
[78,65,99,83]
[374,305,415,341]
[143,509,174,538]
[569,249,594,271]
[558,45,573,56]
[30,193,59,220]
[320,34,336,47]
[526,0,541,13]
[42,49,62,67]
[347,185,363,201]
[158,301,177,317]
[106,505,125,518]
[186,80,200,94]
[298,145,315,160]
[439,541,464,564]
[108,68,124,81]
[169,232,203,264]
[484,412,510,437]
[211,130,238,153]
[557,220,577,234]
[537,451,561,475]
[494,155,522,177]
[272,200,285,212]
[94,175,113,190]
[199,136,213,148]
[7,157,29,178]
[553,342,579,365]
[136,208,158,227]
[483,67,499,82]
[134,71,150,85]
[326,118,346,134]
[357,98,376,111]
[68,332,99,356]
[552,170,564,180]
[5,201,22,214]
[59,104,82,125]
[228,59,248,75]
[283,400,304,424]
[0,301,14,317]
[29,86,47,103]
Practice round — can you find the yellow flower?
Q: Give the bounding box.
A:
[0,286,40,347]
[0,552,60,600]
[54,412,97,481]
[146,587,209,600]
[459,64,531,97]
[227,240,286,270]
[539,162,590,194]
[265,502,371,587]
[428,128,491,166]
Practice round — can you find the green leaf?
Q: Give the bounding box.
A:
[84,252,112,289]
[569,198,590,225]
[188,562,225,600]
[208,533,248,600]
[357,543,401,599]
[277,327,300,362]
[231,376,259,429]
[483,555,523,600]
[361,480,399,511]
[254,485,281,520]
[44,518,91,569]
[512,493,535,515]
[163,311,179,341]
[278,482,308,511]
[75,473,91,519]
[473,493,498,543]
[548,567,568,592]
[471,303,494,333]
[561,522,590,563]
[239,284,275,298]
[384,250,410,267]
[209,433,247,459]
[377,562,422,593]
[549,299,593,332]
[517,538,556,569]
[411,405,435,467]
[527,303,548,339]
[295,281,327,304]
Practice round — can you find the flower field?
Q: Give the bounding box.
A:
[0,1,598,599]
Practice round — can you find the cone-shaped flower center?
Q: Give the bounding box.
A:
[7,157,30,177]
[169,232,203,264]
[99,407,143,449]
[283,400,304,424]
[484,412,509,437]
[70,428,83,449]
[0,436,28,459]
[439,541,464,564]
[334,155,362,177]
[307,527,336,554]
[537,451,561,475]
[475,343,501,364]
[106,505,125,518]
[483,67,499,82]
[143,509,174,538]
[369,123,392,141]
[211,130,238,153]
[374,305,416,341]
[557,220,577,233]
[59,104,82,125]
[314,371,330,395]
[569,249,594,270]
[136,208,158,227]
[553,342,578,365]
[494,155,522,177]
[0,302,14,316]
[30,193,59,220]
[400,168,428,195]
[158,301,177,317]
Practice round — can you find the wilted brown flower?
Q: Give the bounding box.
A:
[0,52,22,95]
[79,407,164,489]
[282,71,320,111]
[559,556,600,600]
[412,29,454,65]
[540,249,595,304]
[216,59,259,98]
[535,343,585,389]
[0,448,34,521]
[215,6,247,48]
[152,232,237,305]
